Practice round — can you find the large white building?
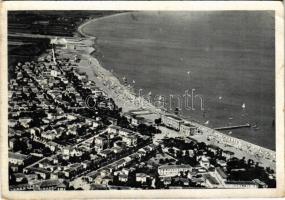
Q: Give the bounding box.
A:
[9,152,29,165]
[158,165,192,177]
[180,123,198,136]
[161,115,183,131]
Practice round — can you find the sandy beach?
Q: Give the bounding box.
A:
[75,18,276,170]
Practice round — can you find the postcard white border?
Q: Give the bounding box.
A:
[1,1,284,199]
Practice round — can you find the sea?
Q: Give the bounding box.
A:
[81,11,275,150]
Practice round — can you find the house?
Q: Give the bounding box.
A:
[98,149,113,158]
[95,136,108,150]
[101,175,113,185]
[111,146,123,154]
[9,183,34,191]
[25,174,38,184]
[90,154,100,160]
[28,167,50,180]
[40,179,66,190]
[69,163,83,174]
[46,141,58,152]
[119,128,134,136]
[30,127,41,137]
[9,120,18,128]
[108,125,121,134]
[175,177,189,186]
[107,117,118,125]
[66,126,77,135]
[136,173,148,183]
[208,145,220,154]
[121,168,131,175]
[253,179,268,188]
[216,159,227,168]
[161,115,183,131]
[9,152,29,165]
[113,140,127,149]
[118,174,128,182]
[222,150,235,160]
[94,175,104,185]
[50,37,68,49]
[148,144,157,151]
[62,146,82,157]
[131,116,145,126]
[183,149,194,157]
[158,165,192,177]
[161,177,172,185]
[9,138,17,150]
[70,148,83,157]
[14,173,26,183]
[215,167,228,184]
[199,156,210,169]
[82,160,92,169]
[19,117,32,128]
[115,159,128,169]
[41,130,59,140]
[203,174,220,188]
[62,146,73,155]
[122,135,137,146]
[180,123,197,136]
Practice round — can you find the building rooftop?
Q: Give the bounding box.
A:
[204,174,220,185]
[216,167,228,179]
[165,115,182,121]
[40,179,65,188]
[158,164,192,170]
[9,152,28,160]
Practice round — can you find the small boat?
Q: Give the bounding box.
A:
[254,126,260,131]
[229,117,233,120]
[228,131,232,135]
[204,120,209,125]
[219,96,222,100]
[242,103,246,109]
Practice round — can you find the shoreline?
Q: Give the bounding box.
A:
[76,17,276,169]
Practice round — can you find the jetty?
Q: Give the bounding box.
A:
[214,123,251,131]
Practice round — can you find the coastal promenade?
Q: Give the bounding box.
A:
[75,19,276,170]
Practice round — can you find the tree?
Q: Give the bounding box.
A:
[154,118,161,126]
[168,148,174,155]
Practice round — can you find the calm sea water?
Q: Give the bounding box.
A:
[81,11,275,150]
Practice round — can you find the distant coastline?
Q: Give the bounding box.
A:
[77,15,276,169]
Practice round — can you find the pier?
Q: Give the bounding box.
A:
[214,123,251,131]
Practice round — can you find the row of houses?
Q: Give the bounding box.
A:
[10,179,66,191]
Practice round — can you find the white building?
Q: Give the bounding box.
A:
[158,165,192,177]
[180,123,197,136]
[9,152,29,165]
[161,115,183,131]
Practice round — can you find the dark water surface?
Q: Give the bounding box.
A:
[81,11,275,150]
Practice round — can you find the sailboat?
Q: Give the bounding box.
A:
[242,103,246,109]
